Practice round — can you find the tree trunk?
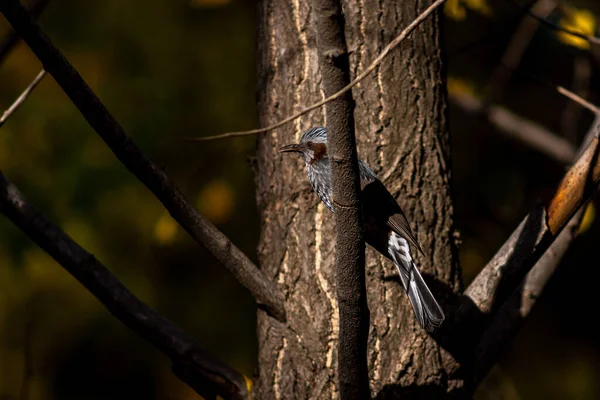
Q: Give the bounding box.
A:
[254,1,464,398]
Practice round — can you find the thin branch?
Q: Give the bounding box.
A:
[0,0,51,65]
[449,90,576,164]
[0,0,286,322]
[0,170,250,400]
[556,85,600,115]
[0,69,46,128]
[311,0,369,398]
[187,0,447,142]
[507,0,600,46]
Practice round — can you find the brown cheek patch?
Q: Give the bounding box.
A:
[312,143,328,163]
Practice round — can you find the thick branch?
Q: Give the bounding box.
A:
[311,0,369,398]
[0,171,249,400]
[473,207,584,384]
[0,0,286,322]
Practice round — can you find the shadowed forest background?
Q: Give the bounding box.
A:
[0,0,599,399]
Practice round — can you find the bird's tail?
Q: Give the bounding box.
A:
[388,233,445,331]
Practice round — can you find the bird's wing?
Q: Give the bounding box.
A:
[358,161,424,256]
[387,209,425,256]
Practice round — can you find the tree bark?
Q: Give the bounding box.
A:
[254,1,463,398]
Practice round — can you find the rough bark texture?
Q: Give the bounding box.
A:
[254,1,462,398]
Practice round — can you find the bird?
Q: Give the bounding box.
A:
[279,126,445,331]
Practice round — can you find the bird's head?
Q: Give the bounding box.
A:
[279,127,329,165]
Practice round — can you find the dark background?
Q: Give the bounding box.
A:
[0,0,598,398]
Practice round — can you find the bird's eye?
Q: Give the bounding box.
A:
[306,141,313,147]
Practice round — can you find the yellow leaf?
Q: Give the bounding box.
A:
[244,375,253,395]
[577,202,595,235]
[196,179,235,224]
[557,7,596,50]
[154,213,179,244]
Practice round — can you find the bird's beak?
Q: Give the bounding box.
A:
[278,144,302,153]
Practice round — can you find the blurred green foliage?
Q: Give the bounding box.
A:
[0,0,599,399]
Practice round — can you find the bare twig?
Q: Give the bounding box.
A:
[0,69,46,129]
[556,85,600,116]
[0,170,250,400]
[311,0,369,398]
[0,0,51,65]
[0,0,286,322]
[186,0,447,142]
